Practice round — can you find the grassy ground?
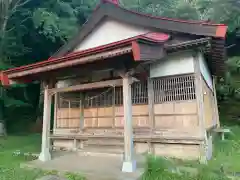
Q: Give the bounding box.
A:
[0,134,83,180]
[0,126,240,180]
[142,125,240,180]
[0,134,44,180]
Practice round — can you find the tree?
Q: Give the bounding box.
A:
[0,0,32,60]
[0,0,34,133]
[32,0,98,44]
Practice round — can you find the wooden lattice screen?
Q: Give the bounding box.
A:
[58,81,148,109]
[153,74,196,103]
[56,74,196,129]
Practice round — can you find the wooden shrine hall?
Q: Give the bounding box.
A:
[0,0,227,172]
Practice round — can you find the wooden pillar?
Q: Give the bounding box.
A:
[112,86,116,128]
[53,93,58,133]
[212,76,220,127]
[39,81,52,162]
[80,93,84,131]
[148,78,154,130]
[147,78,154,153]
[193,52,207,163]
[122,74,136,172]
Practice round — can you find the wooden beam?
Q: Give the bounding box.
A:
[49,79,123,94]
[8,46,132,79]
[40,54,133,81]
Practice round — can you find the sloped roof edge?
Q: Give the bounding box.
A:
[3,32,169,76]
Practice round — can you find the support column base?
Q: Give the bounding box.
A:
[122,160,136,173]
[73,139,77,151]
[199,141,207,164]
[39,149,51,162]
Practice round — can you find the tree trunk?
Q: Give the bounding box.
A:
[29,82,44,133]
[0,99,6,136]
[36,82,44,121]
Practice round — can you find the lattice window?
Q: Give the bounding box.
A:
[58,81,149,109]
[84,88,113,108]
[115,87,123,106]
[131,81,148,105]
[153,74,196,103]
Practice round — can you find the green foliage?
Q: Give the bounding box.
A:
[65,172,86,180]
[32,0,98,42]
[209,0,240,32]
[33,7,78,42]
[142,127,240,179]
[141,155,230,180]
[0,134,45,180]
[208,126,240,173]
[122,0,240,30]
[142,155,179,180]
[217,56,240,103]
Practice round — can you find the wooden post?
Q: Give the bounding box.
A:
[148,78,154,130]
[53,93,58,133]
[210,88,215,128]
[80,93,84,131]
[193,52,207,163]
[112,86,116,128]
[212,76,220,127]
[147,78,154,153]
[122,74,136,173]
[39,81,52,162]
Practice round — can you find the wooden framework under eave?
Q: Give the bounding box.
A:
[1,36,214,85]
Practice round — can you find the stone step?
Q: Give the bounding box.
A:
[86,141,124,146]
[79,146,124,155]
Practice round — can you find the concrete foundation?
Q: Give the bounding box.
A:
[22,151,143,180]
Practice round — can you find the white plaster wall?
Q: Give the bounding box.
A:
[150,52,195,78]
[74,18,150,51]
[199,53,213,90]
[56,71,112,88]
[56,80,71,88]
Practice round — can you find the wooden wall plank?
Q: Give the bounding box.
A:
[174,101,197,114]
[154,144,200,160]
[212,76,220,127]
[154,103,174,115]
[202,79,214,129]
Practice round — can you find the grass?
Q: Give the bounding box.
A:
[208,126,240,173]
[142,125,240,180]
[0,125,240,180]
[0,134,44,180]
[0,134,84,180]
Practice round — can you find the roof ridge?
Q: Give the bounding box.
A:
[101,0,226,26]
[49,1,227,59]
